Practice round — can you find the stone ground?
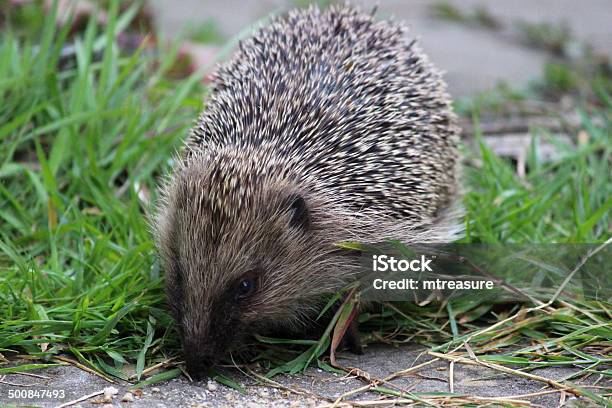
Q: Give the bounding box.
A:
[148,0,612,97]
[2,1,612,407]
[1,345,607,407]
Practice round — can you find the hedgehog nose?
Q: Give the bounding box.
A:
[183,339,217,379]
[184,353,215,380]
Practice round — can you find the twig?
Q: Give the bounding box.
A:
[320,399,416,408]
[368,388,532,406]
[329,358,442,406]
[549,237,611,304]
[384,358,440,381]
[429,351,582,397]
[0,374,38,387]
[436,302,549,353]
[449,361,454,393]
[55,389,104,408]
[12,371,51,380]
[322,395,533,407]
[127,357,177,380]
[330,383,373,407]
[559,390,567,406]
[245,367,331,403]
[491,388,561,400]
[52,356,115,384]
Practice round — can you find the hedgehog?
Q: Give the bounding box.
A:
[153,5,461,377]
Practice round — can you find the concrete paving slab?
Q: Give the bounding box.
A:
[0,345,607,407]
[147,0,612,97]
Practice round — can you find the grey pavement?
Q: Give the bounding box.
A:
[1,345,606,407]
[148,0,612,97]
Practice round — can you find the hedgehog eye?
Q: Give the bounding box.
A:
[286,193,310,230]
[235,277,256,300]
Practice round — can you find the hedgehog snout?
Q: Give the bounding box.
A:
[182,338,219,379]
[180,300,242,378]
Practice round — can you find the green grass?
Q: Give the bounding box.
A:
[0,2,611,405]
[463,112,611,243]
[0,1,202,382]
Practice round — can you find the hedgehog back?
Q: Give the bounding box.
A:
[188,6,459,222]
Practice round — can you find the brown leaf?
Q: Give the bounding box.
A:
[329,287,359,367]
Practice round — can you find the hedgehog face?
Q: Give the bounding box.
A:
[154,159,344,378]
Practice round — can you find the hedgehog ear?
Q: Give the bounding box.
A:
[285,193,310,231]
